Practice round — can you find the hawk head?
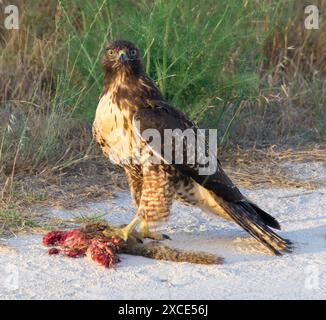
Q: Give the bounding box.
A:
[102,40,143,76]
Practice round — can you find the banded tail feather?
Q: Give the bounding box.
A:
[220,200,293,255]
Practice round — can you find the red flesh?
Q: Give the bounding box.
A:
[42,229,122,268]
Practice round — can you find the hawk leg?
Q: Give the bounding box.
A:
[136,163,173,240]
[118,164,173,241]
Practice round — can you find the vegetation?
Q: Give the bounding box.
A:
[0,0,325,204]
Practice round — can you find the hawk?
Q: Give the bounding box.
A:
[92,40,292,255]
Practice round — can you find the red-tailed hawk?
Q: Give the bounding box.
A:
[92,40,292,255]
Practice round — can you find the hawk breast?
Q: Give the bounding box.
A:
[93,91,135,165]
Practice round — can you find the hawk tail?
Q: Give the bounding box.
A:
[247,201,281,230]
[221,200,293,255]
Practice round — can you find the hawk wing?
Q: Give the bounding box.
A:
[134,102,243,203]
[133,101,292,255]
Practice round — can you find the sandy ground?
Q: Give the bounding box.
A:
[0,162,325,300]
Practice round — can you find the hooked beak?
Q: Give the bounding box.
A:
[118,50,128,63]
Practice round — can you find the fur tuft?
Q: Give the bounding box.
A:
[123,241,224,264]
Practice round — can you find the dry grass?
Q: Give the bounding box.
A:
[221,144,326,189]
[227,0,326,146]
[262,0,325,78]
[0,158,124,237]
[0,158,125,237]
[1,159,125,209]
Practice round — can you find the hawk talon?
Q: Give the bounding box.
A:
[102,227,128,242]
[102,216,141,242]
[162,234,171,240]
[140,230,170,241]
[139,220,170,241]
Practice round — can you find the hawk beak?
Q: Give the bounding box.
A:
[118,50,128,63]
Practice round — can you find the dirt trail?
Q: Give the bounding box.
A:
[0,162,325,299]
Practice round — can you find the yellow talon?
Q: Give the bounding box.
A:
[103,216,141,241]
[139,220,170,241]
[102,217,170,241]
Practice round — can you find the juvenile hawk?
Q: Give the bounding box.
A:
[93,40,292,255]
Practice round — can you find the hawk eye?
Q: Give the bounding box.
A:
[130,49,137,56]
[107,49,114,55]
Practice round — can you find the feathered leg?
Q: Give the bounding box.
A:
[103,164,173,241]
